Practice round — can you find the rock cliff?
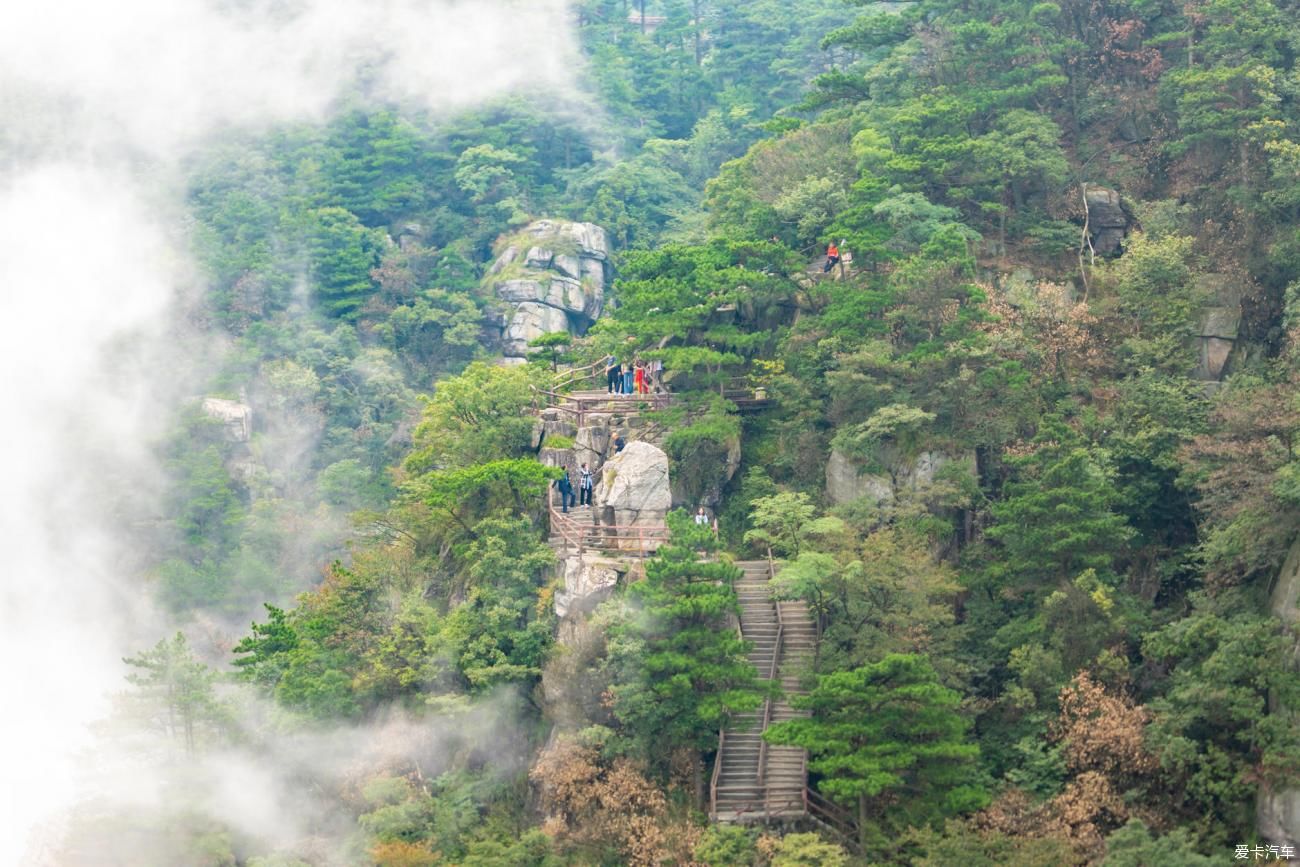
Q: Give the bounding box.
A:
[825,445,975,507]
[484,219,611,360]
[1259,537,1300,846]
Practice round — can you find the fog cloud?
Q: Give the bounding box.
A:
[0,0,578,862]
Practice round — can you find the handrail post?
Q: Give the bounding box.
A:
[710,727,725,820]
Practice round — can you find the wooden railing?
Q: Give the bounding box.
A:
[552,356,609,391]
[548,500,669,558]
[710,612,748,820]
[709,728,725,819]
[531,385,673,429]
[804,786,861,853]
[756,549,783,788]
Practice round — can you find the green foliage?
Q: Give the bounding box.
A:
[526,331,573,372]
[405,363,538,472]
[1142,591,1300,845]
[662,409,740,506]
[123,633,229,754]
[231,604,299,688]
[301,206,384,319]
[1101,819,1215,867]
[460,830,560,866]
[595,239,800,382]
[744,491,819,557]
[609,510,764,764]
[693,825,759,866]
[766,832,850,866]
[909,818,1078,866]
[1099,233,1206,372]
[764,654,986,848]
[140,0,1300,857]
[985,435,1133,590]
[435,518,555,693]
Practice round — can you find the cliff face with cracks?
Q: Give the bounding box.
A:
[484,219,611,360]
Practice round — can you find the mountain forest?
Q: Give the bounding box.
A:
[45,0,1300,864]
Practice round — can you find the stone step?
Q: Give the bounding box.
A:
[714,557,818,824]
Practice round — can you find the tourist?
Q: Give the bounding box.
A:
[623,361,635,395]
[614,432,626,453]
[554,468,575,513]
[823,240,841,273]
[650,357,664,392]
[606,354,622,393]
[694,506,709,526]
[579,462,594,506]
[634,359,646,395]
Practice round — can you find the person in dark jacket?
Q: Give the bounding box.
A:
[606,355,622,393]
[613,432,626,453]
[554,468,575,512]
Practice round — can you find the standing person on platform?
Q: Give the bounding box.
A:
[578,463,594,507]
[634,359,646,395]
[623,361,635,395]
[650,357,664,392]
[606,354,621,394]
[554,468,575,513]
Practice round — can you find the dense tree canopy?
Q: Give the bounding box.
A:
[85,0,1300,862]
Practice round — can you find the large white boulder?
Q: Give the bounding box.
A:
[595,441,671,516]
[594,441,670,552]
[496,276,593,317]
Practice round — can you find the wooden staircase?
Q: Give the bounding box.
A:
[711,559,816,824]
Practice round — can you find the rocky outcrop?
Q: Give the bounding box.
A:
[503,302,571,358]
[594,441,671,549]
[541,613,616,730]
[485,219,611,360]
[396,222,424,252]
[1084,186,1132,256]
[1194,273,1245,383]
[201,397,252,443]
[574,414,613,473]
[825,446,975,507]
[555,553,627,619]
[1259,537,1300,846]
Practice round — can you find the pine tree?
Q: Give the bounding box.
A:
[610,510,764,797]
[763,653,986,851]
[985,434,1134,592]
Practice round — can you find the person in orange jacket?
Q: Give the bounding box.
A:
[823,240,841,273]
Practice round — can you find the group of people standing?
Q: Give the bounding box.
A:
[606,355,663,395]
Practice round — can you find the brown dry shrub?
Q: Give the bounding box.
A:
[531,735,701,866]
